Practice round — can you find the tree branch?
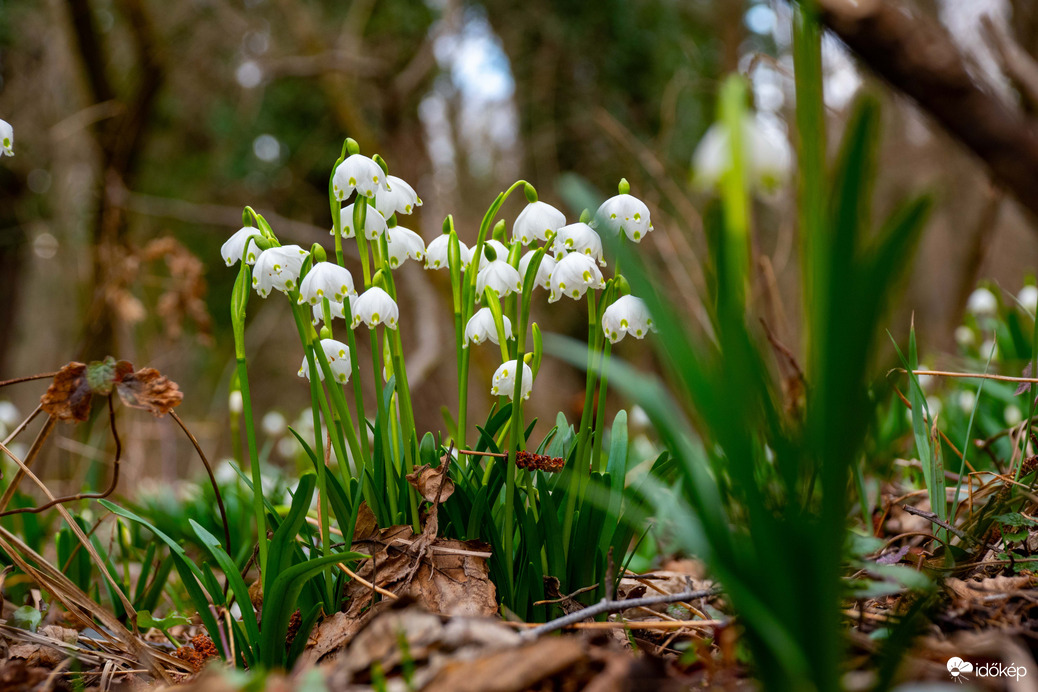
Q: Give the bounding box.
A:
[816,0,1038,220]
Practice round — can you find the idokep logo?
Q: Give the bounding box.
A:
[947,656,1028,683]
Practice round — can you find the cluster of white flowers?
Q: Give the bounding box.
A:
[225,144,660,402]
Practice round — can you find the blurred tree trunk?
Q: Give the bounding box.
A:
[66,0,164,361]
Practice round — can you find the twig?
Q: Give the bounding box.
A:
[520,586,721,640]
[170,411,232,557]
[0,372,59,388]
[899,368,1038,385]
[337,562,398,601]
[507,618,723,632]
[900,505,976,546]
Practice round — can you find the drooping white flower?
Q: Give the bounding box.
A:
[298,262,356,304]
[311,299,350,326]
[491,359,533,400]
[352,286,399,329]
[477,239,511,271]
[332,154,389,201]
[602,295,655,343]
[0,120,13,157]
[966,287,998,317]
[548,253,605,303]
[335,203,388,239]
[1018,285,1038,314]
[375,175,422,217]
[692,112,792,191]
[595,194,653,242]
[425,235,472,270]
[385,226,426,268]
[464,307,512,347]
[252,245,308,297]
[512,201,565,245]
[476,259,522,297]
[954,326,975,348]
[519,251,556,290]
[298,339,352,383]
[0,401,20,429]
[221,226,263,266]
[261,411,287,437]
[553,223,604,265]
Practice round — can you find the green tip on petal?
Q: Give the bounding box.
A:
[524,182,538,204]
[579,209,591,224]
[345,138,360,156]
[373,154,389,176]
[618,178,630,195]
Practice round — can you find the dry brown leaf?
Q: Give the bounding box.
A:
[39,362,91,422]
[945,575,1035,603]
[422,636,588,692]
[116,367,183,416]
[406,464,455,503]
[353,501,379,542]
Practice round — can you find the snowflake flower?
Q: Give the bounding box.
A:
[692,113,792,191]
[335,203,388,239]
[0,120,13,157]
[966,287,998,317]
[601,295,654,343]
[252,245,308,297]
[425,235,472,270]
[512,201,565,245]
[352,287,399,329]
[553,223,604,265]
[491,359,533,400]
[221,226,263,266]
[476,239,511,271]
[476,259,522,297]
[595,194,653,242]
[385,226,426,268]
[464,307,512,347]
[298,339,352,383]
[332,154,389,200]
[298,262,356,304]
[375,175,422,217]
[548,253,605,303]
[518,251,555,290]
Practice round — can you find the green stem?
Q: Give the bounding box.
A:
[591,341,612,472]
[562,291,599,551]
[305,348,334,606]
[235,357,267,574]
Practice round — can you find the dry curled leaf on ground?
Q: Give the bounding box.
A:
[40,358,182,422]
[406,464,455,503]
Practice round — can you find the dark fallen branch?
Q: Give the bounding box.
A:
[519,585,722,640]
[815,0,1038,220]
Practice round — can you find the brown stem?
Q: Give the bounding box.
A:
[0,415,58,513]
[0,372,59,388]
[169,411,233,557]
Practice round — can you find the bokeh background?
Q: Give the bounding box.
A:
[1,0,1036,489]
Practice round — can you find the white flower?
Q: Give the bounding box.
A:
[228,391,243,414]
[692,113,792,191]
[595,194,653,242]
[519,251,555,290]
[552,222,604,265]
[425,235,472,270]
[954,326,975,348]
[477,239,511,270]
[298,339,352,383]
[298,262,356,304]
[966,287,998,317]
[0,401,20,429]
[0,119,13,157]
[332,154,388,201]
[221,227,263,266]
[491,360,533,400]
[476,259,522,297]
[980,339,998,361]
[548,253,605,303]
[252,245,308,297]
[375,175,422,217]
[1005,404,1023,426]
[512,201,565,245]
[352,287,399,329]
[385,226,426,268]
[464,307,512,347]
[602,295,654,343]
[261,411,287,437]
[957,390,976,413]
[336,203,388,239]
[1018,285,1038,314]
[311,299,349,325]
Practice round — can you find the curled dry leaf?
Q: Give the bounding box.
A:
[406,463,455,503]
[40,358,182,422]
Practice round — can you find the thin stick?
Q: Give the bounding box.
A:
[337,562,398,600]
[507,618,722,632]
[520,586,721,640]
[169,411,232,556]
[0,372,59,388]
[900,369,1038,385]
[456,449,507,458]
[0,414,57,512]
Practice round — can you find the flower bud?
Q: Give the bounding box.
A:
[483,243,498,262]
[442,214,453,235]
[320,325,332,340]
[310,243,327,263]
[345,138,360,156]
[492,219,507,243]
[618,178,630,195]
[524,182,538,204]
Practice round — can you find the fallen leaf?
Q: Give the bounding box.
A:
[406,464,455,503]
